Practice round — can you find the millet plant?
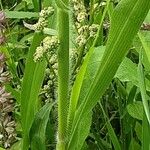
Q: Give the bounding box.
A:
[0,0,150,150]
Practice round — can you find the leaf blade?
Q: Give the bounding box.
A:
[21,32,47,150]
[30,103,54,150]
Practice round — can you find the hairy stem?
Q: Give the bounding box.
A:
[56,0,69,149]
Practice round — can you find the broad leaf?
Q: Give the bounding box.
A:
[116,57,150,91]
[127,101,143,120]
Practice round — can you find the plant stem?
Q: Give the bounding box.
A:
[57,0,69,149]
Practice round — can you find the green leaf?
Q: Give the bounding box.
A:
[32,0,41,12]
[23,0,32,4]
[68,0,150,149]
[100,103,121,150]
[0,46,19,87]
[127,101,143,120]
[142,112,150,150]
[116,57,150,91]
[138,50,150,124]
[76,113,92,150]
[21,32,47,150]
[129,138,141,150]
[5,10,38,19]
[77,47,105,106]
[43,28,57,36]
[138,32,150,71]
[135,121,142,142]
[116,58,138,84]
[67,46,104,132]
[67,46,105,150]
[10,141,22,150]
[5,85,21,103]
[30,103,54,150]
[23,21,57,35]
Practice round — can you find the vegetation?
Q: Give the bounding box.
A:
[0,0,150,149]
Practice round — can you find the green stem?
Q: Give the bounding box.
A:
[57,0,69,149]
[0,0,3,10]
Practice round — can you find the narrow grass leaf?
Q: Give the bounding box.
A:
[100,103,121,150]
[138,32,150,71]
[21,32,47,150]
[137,50,150,125]
[5,85,21,103]
[30,103,54,150]
[32,0,41,12]
[142,112,150,150]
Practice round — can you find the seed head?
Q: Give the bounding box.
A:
[77,12,87,23]
[0,53,5,62]
[89,24,99,38]
[0,11,6,24]
[76,35,86,46]
[33,46,45,62]
[43,36,59,50]
[34,7,54,31]
[34,36,59,62]
[0,35,6,45]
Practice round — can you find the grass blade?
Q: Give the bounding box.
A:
[137,50,150,125]
[138,32,150,71]
[99,103,121,150]
[30,102,54,150]
[142,112,150,150]
[32,0,41,12]
[21,32,47,150]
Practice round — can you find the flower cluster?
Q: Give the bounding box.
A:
[0,56,10,83]
[43,72,57,102]
[41,53,58,103]
[73,0,87,24]
[89,24,99,38]
[0,11,6,45]
[0,53,10,83]
[34,36,59,62]
[0,11,6,28]
[69,48,78,85]
[75,24,99,47]
[72,0,99,46]
[0,53,16,148]
[75,25,88,46]
[72,0,87,29]
[34,7,54,31]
